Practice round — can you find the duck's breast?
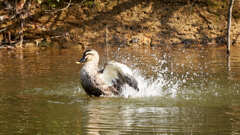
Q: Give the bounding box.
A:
[80,68,103,96]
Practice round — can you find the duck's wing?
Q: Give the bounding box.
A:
[100,61,139,92]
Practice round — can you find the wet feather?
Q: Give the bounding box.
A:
[78,49,139,97]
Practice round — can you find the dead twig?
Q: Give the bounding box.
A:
[0,28,7,33]
[44,0,72,13]
[227,0,235,55]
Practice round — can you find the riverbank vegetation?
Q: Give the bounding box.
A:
[0,0,239,49]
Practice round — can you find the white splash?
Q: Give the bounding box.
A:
[120,70,179,98]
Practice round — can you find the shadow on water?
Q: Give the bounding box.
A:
[0,45,240,134]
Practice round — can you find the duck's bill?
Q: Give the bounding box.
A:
[76,57,86,64]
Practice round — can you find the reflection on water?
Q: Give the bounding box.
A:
[0,45,240,135]
[85,98,235,135]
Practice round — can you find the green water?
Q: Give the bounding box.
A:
[0,45,240,135]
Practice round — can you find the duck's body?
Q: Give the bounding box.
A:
[77,49,139,97]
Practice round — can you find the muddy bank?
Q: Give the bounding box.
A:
[1,0,240,48]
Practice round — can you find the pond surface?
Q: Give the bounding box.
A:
[0,45,240,135]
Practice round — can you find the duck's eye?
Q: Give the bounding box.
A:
[86,53,93,58]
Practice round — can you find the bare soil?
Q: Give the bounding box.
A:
[1,0,240,49]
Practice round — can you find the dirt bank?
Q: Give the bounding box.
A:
[1,0,240,48]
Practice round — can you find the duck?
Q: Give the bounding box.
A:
[76,49,139,97]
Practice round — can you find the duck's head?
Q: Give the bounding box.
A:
[76,49,99,64]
